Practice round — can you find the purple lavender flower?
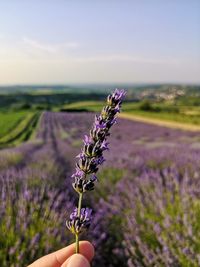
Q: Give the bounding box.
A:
[71,89,126,194]
[66,89,126,253]
[72,174,97,193]
[66,208,92,235]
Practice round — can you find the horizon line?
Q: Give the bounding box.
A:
[0,81,200,87]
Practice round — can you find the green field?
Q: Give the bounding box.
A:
[126,110,200,125]
[0,86,200,149]
[0,97,199,150]
[0,111,28,138]
[60,100,200,127]
[60,101,104,112]
[0,111,41,148]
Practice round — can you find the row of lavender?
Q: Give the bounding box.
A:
[90,153,200,267]
[1,111,200,266]
[0,112,77,266]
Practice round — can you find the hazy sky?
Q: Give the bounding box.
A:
[0,0,199,85]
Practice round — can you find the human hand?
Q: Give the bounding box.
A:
[28,241,94,267]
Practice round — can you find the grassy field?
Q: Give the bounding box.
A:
[60,101,104,112]
[120,113,200,131]
[60,100,200,130]
[0,111,28,138]
[0,88,200,149]
[0,111,41,148]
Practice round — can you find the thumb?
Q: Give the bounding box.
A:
[61,254,90,267]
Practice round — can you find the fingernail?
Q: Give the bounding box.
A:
[66,254,90,267]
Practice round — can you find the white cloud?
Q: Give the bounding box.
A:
[23,37,79,53]
[74,54,179,65]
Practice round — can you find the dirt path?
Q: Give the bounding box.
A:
[120,113,200,132]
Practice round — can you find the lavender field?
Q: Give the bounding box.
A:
[1,111,200,267]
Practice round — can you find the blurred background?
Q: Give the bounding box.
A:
[0,1,200,267]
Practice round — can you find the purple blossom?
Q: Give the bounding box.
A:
[70,89,126,194]
[101,140,109,151]
[91,174,98,182]
[94,156,105,165]
[107,89,126,107]
[67,89,126,251]
[66,208,92,235]
[83,135,91,145]
[94,115,107,129]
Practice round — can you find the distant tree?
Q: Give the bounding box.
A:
[139,99,154,111]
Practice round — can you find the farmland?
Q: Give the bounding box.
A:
[0,111,27,138]
[62,100,200,129]
[1,109,200,266]
[0,85,200,266]
[0,111,41,148]
[0,84,200,134]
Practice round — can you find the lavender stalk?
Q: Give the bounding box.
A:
[66,89,126,253]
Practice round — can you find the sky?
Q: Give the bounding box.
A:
[0,0,199,85]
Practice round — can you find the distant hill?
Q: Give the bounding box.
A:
[0,83,199,95]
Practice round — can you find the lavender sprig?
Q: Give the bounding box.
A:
[66,89,126,253]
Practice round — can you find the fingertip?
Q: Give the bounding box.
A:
[28,241,95,267]
[79,241,94,262]
[62,254,90,267]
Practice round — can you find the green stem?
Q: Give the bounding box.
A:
[75,234,79,253]
[78,192,83,217]
[75,192,83,253]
